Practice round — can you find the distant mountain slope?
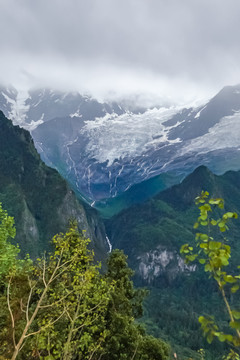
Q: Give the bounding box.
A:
[106,165,240,279]
[0,110,108,258]
[95,171,184,218]
[2,84,240,205]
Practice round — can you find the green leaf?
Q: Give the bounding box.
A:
[225,244,231,252]
[232,310,240,319]
[180,244,190,254]
[209,241,222,250]
[207,333,213,343]
[211,219,218,226]
[200,243,208,249]
[218,334,226,342]
[199,204,211,212]
[199,259,206,264]
[220,256,229,266]
[224,212,238,219]
[186,254,197,262]
[224,334,233,342]
[209,199,221,205]
[200,234,209,241]
[231,285,240,293]
[198,316,205,324]
[224,275,236,283]
[193,222,199,229]
[205,263,212,272]
[230,321,240,330]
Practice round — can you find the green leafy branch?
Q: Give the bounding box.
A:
[180,191,240,355]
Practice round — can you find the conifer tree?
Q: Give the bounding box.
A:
[101,249,169,360]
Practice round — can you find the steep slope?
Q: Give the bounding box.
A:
[0,111,108,258]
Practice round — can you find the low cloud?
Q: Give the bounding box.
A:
[1,0,240,105]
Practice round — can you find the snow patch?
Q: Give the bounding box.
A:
[70,110,83,118]
[194,105,207,118]
[5,89,30,127]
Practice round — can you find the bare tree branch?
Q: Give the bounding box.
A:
[7,277,16,349]
[42,255,47,288]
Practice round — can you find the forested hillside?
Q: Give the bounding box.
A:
[106,165,240,358]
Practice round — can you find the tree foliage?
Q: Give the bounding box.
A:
[181,191,240,358]
[0,204,169,360]
[0,202,18,277]
[1,220,112,360]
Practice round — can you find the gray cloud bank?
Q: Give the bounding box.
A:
[1,0,240,106]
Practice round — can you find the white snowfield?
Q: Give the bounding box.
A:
[81,107,183,166]
[181,112,240,155]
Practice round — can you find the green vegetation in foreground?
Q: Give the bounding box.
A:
[181,191,240,359]
[0,203,169,360]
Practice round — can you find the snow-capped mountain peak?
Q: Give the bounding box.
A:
[2,84,240,203]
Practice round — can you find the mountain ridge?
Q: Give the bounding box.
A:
[0,110,108,258]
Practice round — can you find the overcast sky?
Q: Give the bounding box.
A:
[1,0,240,106]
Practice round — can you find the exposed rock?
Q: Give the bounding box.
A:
[137,247,196,284]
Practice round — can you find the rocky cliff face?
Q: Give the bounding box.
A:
[137,247,196,284]
[0,110,108,258]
